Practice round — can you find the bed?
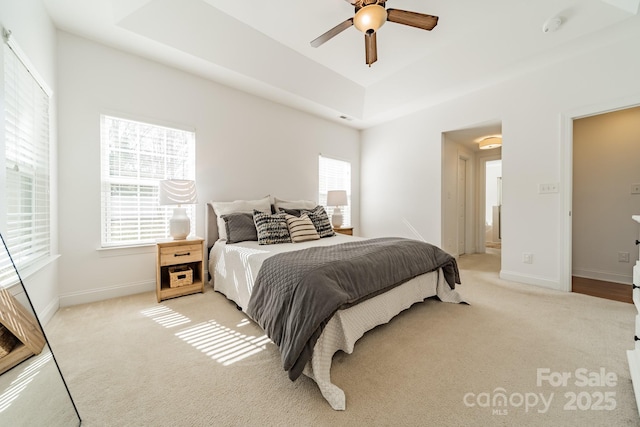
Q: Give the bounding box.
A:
[205,198,464,410]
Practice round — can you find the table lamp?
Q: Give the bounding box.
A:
[327,190,348,228]
[159,179,198,239]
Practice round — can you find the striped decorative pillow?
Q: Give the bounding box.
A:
[302,205,335,238]
[253,210,291,245]
[285,214,320,243]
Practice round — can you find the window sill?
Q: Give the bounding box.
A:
[96,243,155,258]
[0,254,61,290]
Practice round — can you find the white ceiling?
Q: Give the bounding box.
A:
[43,0,639,131]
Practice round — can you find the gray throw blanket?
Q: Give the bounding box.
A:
[246,237,461,381]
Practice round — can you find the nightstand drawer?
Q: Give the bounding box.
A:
[160,244,202,266]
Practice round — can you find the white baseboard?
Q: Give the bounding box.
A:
[499,270,567,292]
[58,280,155,307]
[572,268,632,285]
[38,296,60,327]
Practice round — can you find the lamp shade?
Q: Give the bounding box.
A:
[354,4,387,34]
[159,180,198,205]
[327,190,348,207]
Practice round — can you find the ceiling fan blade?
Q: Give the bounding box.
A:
[386,9,439,31]
[365,32,377,66]
[310,18,354,48]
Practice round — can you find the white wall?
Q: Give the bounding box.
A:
[361,21,640,291]
[573,106,640,284]
[56,32,360,305]
[0,0,60,323]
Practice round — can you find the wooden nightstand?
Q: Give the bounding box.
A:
[156,237,204,302]
[333,227,353,236]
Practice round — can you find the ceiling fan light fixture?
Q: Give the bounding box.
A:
[354,5,387,34]
[478,136,502,150]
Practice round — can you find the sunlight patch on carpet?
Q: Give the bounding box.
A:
[175,320,271,366]
[141,305,191,328]
[0,351,51,412]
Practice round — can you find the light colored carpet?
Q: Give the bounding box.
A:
[45,250,640,426]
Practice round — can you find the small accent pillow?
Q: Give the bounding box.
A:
[221,212,258,244]
[211,196,271,240]
[278,207,302,217]
[302,205,335,238]
[285,214,320,243]
[274,197,317,212]
[253,210,292,245]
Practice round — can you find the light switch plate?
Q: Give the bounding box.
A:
[539,183,559,194]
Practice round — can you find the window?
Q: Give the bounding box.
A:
[100,115,195,247]
[1,39,51,286]
[318,155,351,227]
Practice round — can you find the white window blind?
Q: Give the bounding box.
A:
[0,41,51,287]
[100,115,195,247]
[319,155,351,227]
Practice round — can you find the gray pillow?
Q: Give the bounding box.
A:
[221,212,258,243]
[253,210,292,245]
[302,205,335,238]
[278,207,302,217]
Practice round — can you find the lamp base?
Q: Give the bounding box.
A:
[331,207,343,228]
[170,207,190,240]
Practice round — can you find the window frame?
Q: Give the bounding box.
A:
[0,31,52,287]
[318,154,352,228]
[99,114,196,248]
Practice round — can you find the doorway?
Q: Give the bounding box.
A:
[484,160,502,250]
[570,105,640,303]
[441,122,502,267]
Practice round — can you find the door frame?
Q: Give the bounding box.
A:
[560,95,640,292]
[457,155,468,255]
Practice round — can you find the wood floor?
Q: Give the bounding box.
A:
[572,276,633,304]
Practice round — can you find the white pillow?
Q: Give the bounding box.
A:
[212,196,271,240]
[274,197,316,211]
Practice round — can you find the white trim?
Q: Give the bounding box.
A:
[100,108,196,134]
[3,28,52,96]
[0,254,60,288]
[37,295,60,326]
[96,243,155,256]
[59,279,155,307]
[500,270,562,291]
[560,94,640,294]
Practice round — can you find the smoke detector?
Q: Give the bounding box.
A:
[542,16,563,33]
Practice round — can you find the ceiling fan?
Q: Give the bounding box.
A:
[310,0,439,67]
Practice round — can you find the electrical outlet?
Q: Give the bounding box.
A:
[619,252,630,263]
[632,184,640,194]
[523,253,533,264]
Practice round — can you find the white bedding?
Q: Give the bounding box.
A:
[208,235,463,410]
